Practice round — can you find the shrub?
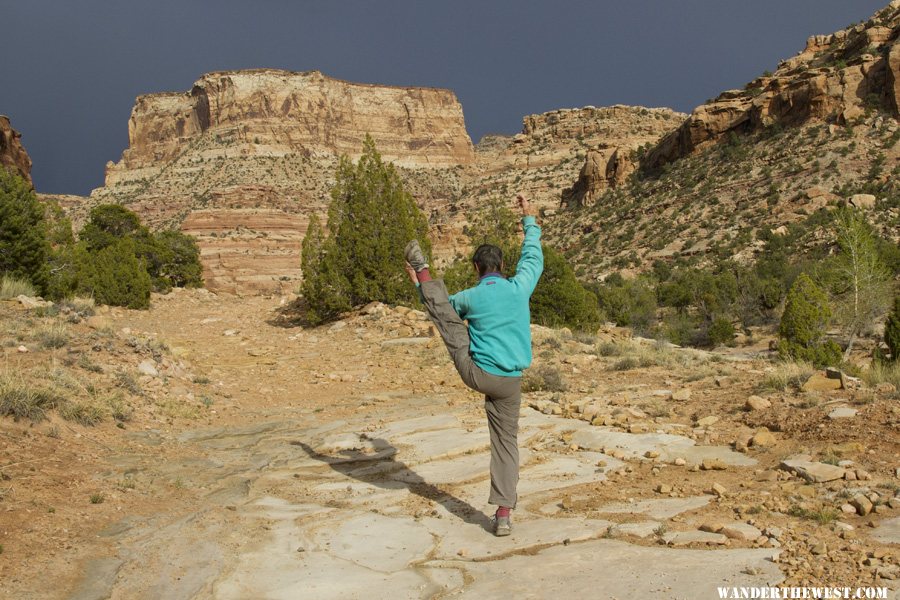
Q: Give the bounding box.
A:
[76,239,152,309]
[79,205,203,294]
[530,245,602,332]
[0,169,49,292]
[300,136,430,324]
[0,373,65,422]
[591,276,657,333]
[33,322,69,349]
[151,230,203,290]
[777,273,841,366]
[708,316,735,347]
[0,274,36,300]
[522,364,567,392]
[42,199,78,301]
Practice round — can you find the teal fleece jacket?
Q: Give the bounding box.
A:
[449,216,544,377]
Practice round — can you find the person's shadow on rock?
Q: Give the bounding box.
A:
[293,439,493,531]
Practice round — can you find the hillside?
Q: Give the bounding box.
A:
[546,2,900,280]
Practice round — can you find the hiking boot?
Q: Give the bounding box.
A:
[404,240,429,272]
[492,514,512,537]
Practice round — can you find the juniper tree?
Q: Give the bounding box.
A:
[777,273,841,366]
[300,136,431,323]
[0,168,49,292]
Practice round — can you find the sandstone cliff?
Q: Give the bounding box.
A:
[0,116,32,185]
[89,69,474,292]
[645,1,900,171]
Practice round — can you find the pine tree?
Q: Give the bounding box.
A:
[777,273,841,366]
[0,168,49,293]
[300,136,431,323]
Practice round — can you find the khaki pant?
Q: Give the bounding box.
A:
[419,279,521,508]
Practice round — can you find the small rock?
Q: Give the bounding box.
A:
[644,450,660,459]
[137,360,158,377]
[85,316,111,330]
[710,483,727,497]
[673,457,687,466]
[764,526,783,539]
[699,522,724,533]
[16,345,28,353]
[828,406,858,419]
[810,541,828,555]
[887,497,900,509]
[656,484,672,494]
[16,295,52,309]
[850,494,873,516]
[223,329,239,336]
[750,429,777,448]
[671,389,691,401]
[802,373,842,392]
[697,416,719,427]
[721,522,763,542]
[855,469,872,481]
[840,503,857,514]
[745,396,771,411]
[701,459,728,471]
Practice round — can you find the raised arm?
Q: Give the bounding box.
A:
[512,194,543,295]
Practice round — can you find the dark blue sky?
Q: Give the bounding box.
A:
[1,0,888,195]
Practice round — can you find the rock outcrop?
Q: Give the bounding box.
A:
[473,105,684,211]
[645,2,900,170]
[562,147,635,208]
[0,116,32,185]
[88,69,475,292]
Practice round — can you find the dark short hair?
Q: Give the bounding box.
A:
[472,244,503,276]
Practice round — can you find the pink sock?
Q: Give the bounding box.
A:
[496,506,511,518]
[416,268,432,283]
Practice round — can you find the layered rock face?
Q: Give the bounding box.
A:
[472,105,684,210]
[90,69,475,292]
[646,1,900,170]
[0,116,32,184]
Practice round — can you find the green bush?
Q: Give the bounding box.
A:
[0,168,49,293]
[80,204,202,293]
[76,239,151,309]
[530,245,603,331]
[300,136,430,324]
[708,316,735,347]
[591,275,657,333]
[777,273,841,366]
[886,296,900,362]
[152,230,203,290]
[43,199,78,300]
